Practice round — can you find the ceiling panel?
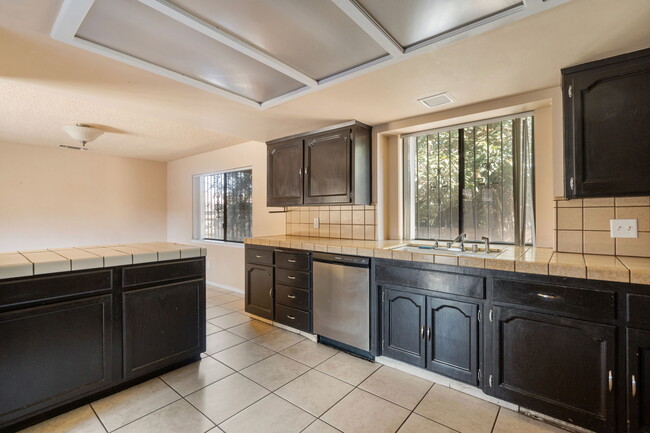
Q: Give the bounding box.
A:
[356,0,523,49]
[76,0,305,102]
[168,0,389,80]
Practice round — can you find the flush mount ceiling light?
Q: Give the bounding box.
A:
[60,123,104,150]
[418,92,454,109]
[51,0,569,109]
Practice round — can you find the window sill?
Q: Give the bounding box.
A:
[190,239,244,248]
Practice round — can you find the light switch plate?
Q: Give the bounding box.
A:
[610,219,638,238]
[313,217,320,229]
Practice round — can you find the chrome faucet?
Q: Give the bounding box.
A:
[481,236,490,252]
[453,233,466,250]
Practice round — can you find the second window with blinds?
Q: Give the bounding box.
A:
[403,113,535,246]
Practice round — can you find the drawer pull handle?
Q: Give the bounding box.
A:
[537,293,559,300]
[288,259,296,263]
[420,326,424,339]
[632,375,637,397]
[287,276,296,280]
[287,295,296,299]
[427,326,431,340]
[287,315,295,320]
[608,370,613,392]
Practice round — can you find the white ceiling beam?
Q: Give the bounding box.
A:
[329,0,403,57]
[50,0,95,40]
[136,0,317,88]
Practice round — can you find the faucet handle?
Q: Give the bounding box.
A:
[481,236,489,241]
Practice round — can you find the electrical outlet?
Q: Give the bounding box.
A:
[313,217,320,229]
[610,219,638,238]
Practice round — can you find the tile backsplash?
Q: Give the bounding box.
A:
[285,205,376,240]
[554,196,650,257]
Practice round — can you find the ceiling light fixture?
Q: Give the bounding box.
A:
[60,124,104,150]
[418,92,454,109]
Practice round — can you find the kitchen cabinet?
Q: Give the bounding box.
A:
[381,287,426,367]
[491,306,616,433]
[267,138,304,206]
[627,328,650,432]
[562,47,650,198]
[245,263,274,320]
[274,250,312,332]
[265,121,371,207]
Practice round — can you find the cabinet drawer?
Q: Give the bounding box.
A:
[275,251,310,271]
[122,259,204,288]
[375,265,484,299]
[275,304,310,332]
[275,268,310,289]
[628,293,650,326]
[493,278,616,321]
[245,248,273,265]
[276,284,310,311]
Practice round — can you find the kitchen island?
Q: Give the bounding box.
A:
[0,242,206,432]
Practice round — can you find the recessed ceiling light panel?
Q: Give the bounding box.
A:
[418,92,454,108]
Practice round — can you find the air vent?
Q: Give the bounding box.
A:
[59,144,88,151]
[418,93,454,108]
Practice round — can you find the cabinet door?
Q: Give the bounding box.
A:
[628,328,650,433]
[304,129,351,204]
[381,287,426,367]
[0,295,112,427]
[563,51,650,197]
[426,297,479,385]
[123,280,203,380]
[267,139,304,206]
[492,307,616,433]
[245,263,273,320]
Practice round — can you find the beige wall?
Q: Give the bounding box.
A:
[0,141,167,251]
[166,141,285,291]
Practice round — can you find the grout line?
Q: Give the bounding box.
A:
[89,404,109,433]
[490,406,502,433]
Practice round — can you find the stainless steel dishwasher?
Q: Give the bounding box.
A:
[313,253,370,352]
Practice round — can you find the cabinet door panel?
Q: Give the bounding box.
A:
[304,129,351,204]
[381,287,426,367]
[123,280,203,380]
[267,139,303,206]
[628,328,650,433]
[493,307,616,433]
[245,264,273,320]
[0,296,112,427]
[427,297,478,385]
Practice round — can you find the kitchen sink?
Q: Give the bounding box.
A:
[389,243,504,258]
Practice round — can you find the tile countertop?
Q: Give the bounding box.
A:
[244,235,650,286]
[0,242,207,280]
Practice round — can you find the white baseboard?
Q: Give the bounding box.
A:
[206,281,243,294]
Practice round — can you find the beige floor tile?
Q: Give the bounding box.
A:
[315,352,380,386]
[206,322,222,335]
[240,353,309,390]
[18,405,105,433]
[397,413,455,433]
[205,331,246,355]
[280,340,338,367]
[212,341,275,370]
[251,329,305,351]
[206,306,231,320]
[160,358,234,396]
[493,409,567,433]
[359,366,433,410]
[91,378,180,432]
[219,394,314,433]
[221,299,245,311]
[113,400,214,433]
[415,386,498,433]
[209,294,242,305]
[322,389,410,433]
[227,320,274,340]
[185,373,268,425]
[301,420,341,433]
[275,369,353,416]
[209,312,252,329]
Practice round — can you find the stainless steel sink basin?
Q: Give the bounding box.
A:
[390,243,503,258]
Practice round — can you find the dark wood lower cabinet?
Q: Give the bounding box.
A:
[123,279,203,380]
[0,295,112,427]
[245,263,273,320]
[382,288,426,367]
[492,306,616,433]
[627,328,650,433]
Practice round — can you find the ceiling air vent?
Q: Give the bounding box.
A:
[418,93,454,108]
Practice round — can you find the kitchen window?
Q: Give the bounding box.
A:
[193,168,252,243]
[403,113,535,245]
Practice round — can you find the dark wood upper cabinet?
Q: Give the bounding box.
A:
[267,138,304,206]
[266,121,371,206]
[563,47,650,198]
[627,328,650,433]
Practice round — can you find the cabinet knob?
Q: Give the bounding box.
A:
[288,259,296,263]
[287,315,295,320]
[427,327,431,341]
[632,375,637,397]
[537,293,560,300]
[287,275,296,280]
[287,295,296,299]
[420,326,424,339]
[608,370,613,392]
[255,255,263,258]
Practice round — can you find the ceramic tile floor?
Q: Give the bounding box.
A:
[20,286,570,433]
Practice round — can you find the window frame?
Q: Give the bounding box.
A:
[192,167,253,244]
[402,112,535,245]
